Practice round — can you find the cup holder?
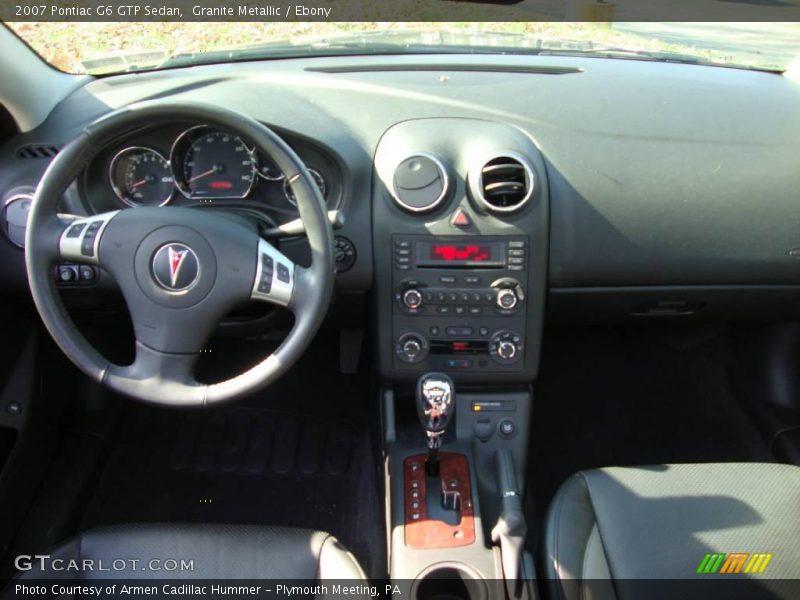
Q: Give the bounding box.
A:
[412,563,488,600]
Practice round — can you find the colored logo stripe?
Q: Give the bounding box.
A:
[697,553,773,574]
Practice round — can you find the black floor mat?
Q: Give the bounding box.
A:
[528,325,774,544]
[81,406,383,576]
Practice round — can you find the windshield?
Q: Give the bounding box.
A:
[6,22,800,75]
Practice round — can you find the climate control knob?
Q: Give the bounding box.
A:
[403,289,423,310]
[489,330,523,365]
[496,288,518,310]
[497,340,517,360]
[396,332,429,364]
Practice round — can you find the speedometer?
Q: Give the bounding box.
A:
[109,147,174,207]
[172,127,257,199]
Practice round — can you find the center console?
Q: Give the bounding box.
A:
[373,118,548,597]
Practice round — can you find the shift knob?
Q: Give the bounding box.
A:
[416,373,455,449]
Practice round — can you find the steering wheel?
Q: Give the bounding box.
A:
[25,102,335,406]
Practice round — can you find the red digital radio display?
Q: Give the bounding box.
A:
[430,245,492,262]
[416,240,506,268]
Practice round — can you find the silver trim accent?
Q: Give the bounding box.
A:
[58,211,120,265]
[108,146,174,208]
[283,168,326,207]
[389,152,449,213]
[170,125,258,200]
[250,238,294,307]
[471,151,535,214]
[2,190,34,248]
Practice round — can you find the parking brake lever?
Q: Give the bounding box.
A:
[491,448,527,597]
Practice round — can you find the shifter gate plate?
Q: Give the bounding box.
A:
[403,452,476,548]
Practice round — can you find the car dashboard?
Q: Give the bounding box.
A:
[2,52,800,383]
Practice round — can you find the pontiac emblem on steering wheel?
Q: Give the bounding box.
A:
[152,243,200,292]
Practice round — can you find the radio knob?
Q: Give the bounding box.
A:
[496,288,518,310]
[403,289,423,310]
[498,341,517,360]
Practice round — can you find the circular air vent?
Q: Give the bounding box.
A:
[390,153,449,213]
[2,188,34,248]
[470,153,535,214]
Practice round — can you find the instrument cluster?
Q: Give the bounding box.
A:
[86,123,338,218]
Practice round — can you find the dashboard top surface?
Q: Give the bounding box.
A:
[2,53,800,292]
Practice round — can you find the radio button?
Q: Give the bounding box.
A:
[439,276,456,284]
[448,292,458,302]
[509,249,525,257]
[508,240,525,248]
[446,327,473,337]
[464,276,481,284]
[509,257,525,265]
[395,240,411,248]
[446,359,473,369]
[454,306,466,315]
[509,265,524,271]
[396,248,411,256]
[469,306,483,315]
[437,306,452,314]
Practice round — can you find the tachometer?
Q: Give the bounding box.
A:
[109,147,174,207]
[172,127,257,199]
[283,168,327,207]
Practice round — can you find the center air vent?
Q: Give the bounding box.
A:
[471,154,534,214]
[390,153,449,213]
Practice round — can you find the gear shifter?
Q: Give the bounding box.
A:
[416,373,455,477]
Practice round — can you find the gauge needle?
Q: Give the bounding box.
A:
[129,179,148,189]
[188,168,216,183]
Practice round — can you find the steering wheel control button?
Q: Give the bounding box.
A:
[258,255,274,294]
[251,238,295,307]
[79,266,96,283]
[58,265,77,283]
[151,243,200,292]
[66,223,86,238]
[277,263,291,284]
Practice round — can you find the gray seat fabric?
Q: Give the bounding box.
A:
[543,463,800,600]
[16,523,366,581]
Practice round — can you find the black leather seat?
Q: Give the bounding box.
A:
[543,463,800,600]
[16,523,366,580]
